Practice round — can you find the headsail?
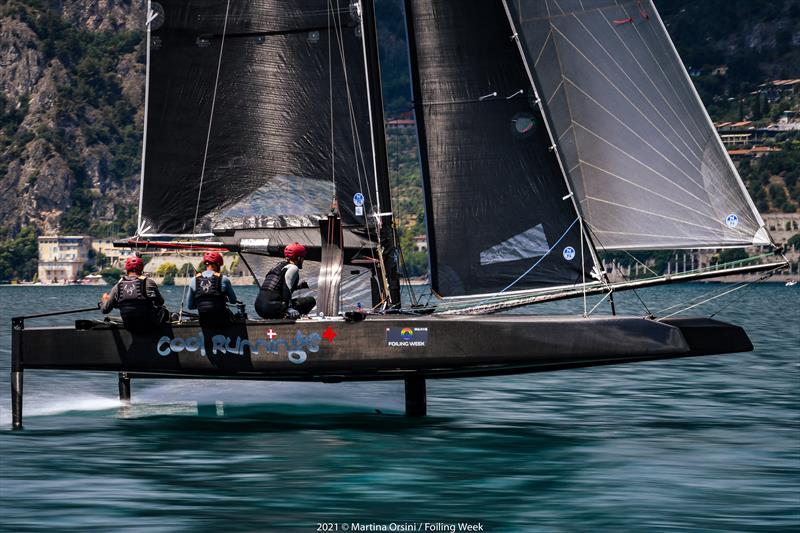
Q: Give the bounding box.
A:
[503,0,771,250]
[404,0,594,298]
[138,0,379,237]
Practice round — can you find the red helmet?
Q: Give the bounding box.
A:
[284,242,307,260]
[203,251,224,266]
[125,256,144,273]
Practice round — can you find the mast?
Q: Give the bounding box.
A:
[359,0,401,306]
[402,0,438,294]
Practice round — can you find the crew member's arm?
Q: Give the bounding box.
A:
[144,278,165,306]
[222,276,238,304]
[187,277,197,310]
[283,264,300,296]
[99,283,119,314]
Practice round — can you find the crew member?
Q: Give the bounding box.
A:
[188,251,238,328]
[100,256,169,333]
[254,243,316,319]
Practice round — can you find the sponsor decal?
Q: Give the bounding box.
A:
[353,192,365,206]
[386,327,428,347]
[562,246,576,260]
[726,213,739,228]
[155,330,322,364]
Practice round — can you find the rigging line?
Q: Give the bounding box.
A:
[581,216,587,317]
[585,223,653,316]
[328,0,335,189]
[191,0,231,236]
[341,2,386,290]
[658,268,780,320]
[587,289,612,316]
[708,270,777,318]
[572,12,704,159]
[655,280,749,315]
[326,0,378,278]
[329,3,384,301]
[500,217,580,293]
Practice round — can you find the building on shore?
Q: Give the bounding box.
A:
[37,236,91,284]
[90,239,127,269]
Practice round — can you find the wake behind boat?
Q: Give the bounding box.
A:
[10,0,787,428]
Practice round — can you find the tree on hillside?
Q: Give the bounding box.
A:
[0,227,39,282]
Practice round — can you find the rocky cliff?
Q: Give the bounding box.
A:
[0,0,144,237]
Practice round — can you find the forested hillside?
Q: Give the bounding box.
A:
[1,0,799,281]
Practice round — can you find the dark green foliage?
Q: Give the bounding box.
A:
[179,263,196,277]
[376,0,411,116]
[739,143,800,214]
[101,267,123,285]
[162,272,175,285]
[0,226,39,282]
[658,0,800,119]
[719,248,749,264]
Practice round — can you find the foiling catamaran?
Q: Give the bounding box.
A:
[10,0,788,428]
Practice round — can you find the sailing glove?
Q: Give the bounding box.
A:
[297,280,309,290]
[286,308,300,319]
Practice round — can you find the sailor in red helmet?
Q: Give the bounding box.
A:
[254,242,316,319]
[187,251,238,328]
[100,255,170,332]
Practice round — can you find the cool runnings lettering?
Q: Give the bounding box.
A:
[156,331,321,365]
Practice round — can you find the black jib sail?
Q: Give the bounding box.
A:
[503,0,771,250]
[138,0,379,236]
[404,0,594,298]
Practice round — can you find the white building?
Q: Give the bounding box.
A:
[37,236,91,284]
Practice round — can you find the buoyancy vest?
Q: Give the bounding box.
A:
[194,272,227,314]
[117,276,153,323]
[259,261,290,302]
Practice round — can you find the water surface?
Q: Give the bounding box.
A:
[0,284,798,532]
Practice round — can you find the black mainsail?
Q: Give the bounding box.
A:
[502,0,771,250]
[138,0,381,237]
[404,0,596,298]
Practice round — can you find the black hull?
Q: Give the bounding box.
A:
[9,315,752,426]
[13,315,751,379]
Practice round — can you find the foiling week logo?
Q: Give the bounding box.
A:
[386,327,428,347]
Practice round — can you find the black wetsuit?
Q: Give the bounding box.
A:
[254,261,316,319]
[101,275,169,333]
[192,272,232,328]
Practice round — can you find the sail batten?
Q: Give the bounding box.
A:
[505,0,771,251]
